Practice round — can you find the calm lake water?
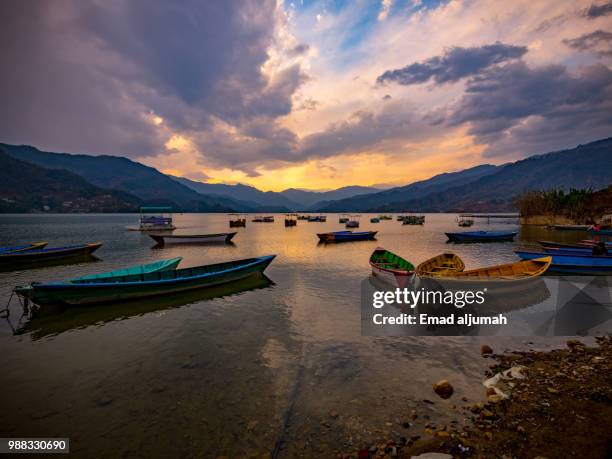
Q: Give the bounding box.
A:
[0,214,588,458]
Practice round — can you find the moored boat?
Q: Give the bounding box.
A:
[317,231,377,243]
[229,213,246,228]
[515,250,612,275]
[542,246,610,256]
[285,214,297,227]
[421,257,551,281]
[149,233,237,245]
[588,228,612,236]
[71,257,182,281]
[415,253,465,277]
[128,207,175,231]
[0,242,48,254]
[457,216,474,227]
[549,224,591,231]
[538,240,612,249]
[370,217,380,223]
[369,247,415,288]
[379,215,392,220]
[339,216,349,223]
[402,215,425,225]
[15,255,276,306]
[0,243,103,265]
[445,231,517,242]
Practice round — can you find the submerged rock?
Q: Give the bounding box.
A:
[433,380,454,399]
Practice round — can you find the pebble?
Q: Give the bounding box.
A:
[481,344,494,356]
[433,380,454,399]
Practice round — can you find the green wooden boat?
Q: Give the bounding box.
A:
[369,247,415,288]
[16,255,275,306]
[70,257,182,282]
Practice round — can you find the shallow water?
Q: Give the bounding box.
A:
[0,214,590,457]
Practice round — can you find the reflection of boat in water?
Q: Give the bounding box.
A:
[17,274,274,341]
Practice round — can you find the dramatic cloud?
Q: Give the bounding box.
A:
[378,0,393,21]
[563,30,612,56]
[0,0,307,166]
[376,42,528,86]
[585,2,612,18]
[448,61,612,156]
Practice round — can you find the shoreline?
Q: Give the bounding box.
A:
[342,336,611,459]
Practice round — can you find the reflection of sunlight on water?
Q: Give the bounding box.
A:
[0,213,595,457]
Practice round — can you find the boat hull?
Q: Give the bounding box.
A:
[588,229,612,236]
[71,257,182,282]
[515,250,612,274]
[369,248,415,288]
[445,231,517,242]
[538,240,612,249]
[17,255,275,306]
[0,242,48,254]
[317,231,377,243]
[150,233,237,245]
[0,243,102,264]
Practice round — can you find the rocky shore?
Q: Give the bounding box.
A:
[341,337,612,459]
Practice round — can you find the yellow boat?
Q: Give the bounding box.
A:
[416,252,465,276]
[417,253,551,281]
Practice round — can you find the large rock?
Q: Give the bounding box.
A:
[432,380,454,399]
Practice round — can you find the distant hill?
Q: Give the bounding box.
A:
[316,164,500,211]
[324,138,612,212]
[172,176,296,211]
[173,176,380,210]
[280,185,381,209]
[0,149,141,212]
[0,143,244,212]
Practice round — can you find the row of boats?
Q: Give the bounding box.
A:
[369,238,611,289]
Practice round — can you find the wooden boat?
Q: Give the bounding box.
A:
[379,215,392,220]
[415,253,465,277]
[370,217,380,223]
[71,258,182,282]
[369,247,415,288]
[285,214,297,227]
[550,224,591,231]
[543,246,609,256]
[317,231,377,243]
[588,228,612,236]
[422,257,551,281]
[253,216,274,223]
[229,214,246,228]
[339,216,349,223]
[445,231,517,242]
[127,207,175,231]
[0,242,48,254]
[457,216,474,227]
[346,220,360,228]
[308,215,326,222]
[149,232,237,245]
[15,255,276,306]
[538,240,612,249]
[402,215,425,225]
[515,250,612,275]
[297,215,309,220]
[0,243,103,265]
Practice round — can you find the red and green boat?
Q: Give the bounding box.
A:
[369,247,415,288]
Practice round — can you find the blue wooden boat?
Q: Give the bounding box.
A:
[543,247,610,256]
[515,250,612,275]
[317,231,377,243]
[15,255,275,306]
[446,231,517,242]
[0,242,48,254]
[70,257,182,282]
[588,228,612,236]
[538,240,612,249]
[0,243,102,265]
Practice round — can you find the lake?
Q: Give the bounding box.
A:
[0,213,588,457]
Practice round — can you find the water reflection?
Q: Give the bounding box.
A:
[16,273,274,341]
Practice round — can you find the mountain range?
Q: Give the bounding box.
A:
[0,137,610,213]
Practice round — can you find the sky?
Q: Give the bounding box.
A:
[1,0,611,191]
